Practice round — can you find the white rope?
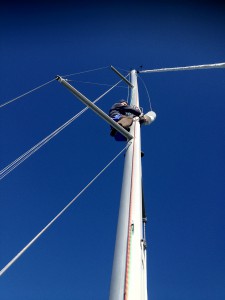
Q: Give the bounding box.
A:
[139,62,225,74]
[138,75,153,111]
[0,78,124,181]
[0,78,56,109]
[62,66,109,77]
[0,143,130,277]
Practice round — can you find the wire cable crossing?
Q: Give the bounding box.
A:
[0,66,111,109]
[0,78,56,109]
[0,143,130,277]
[0,78,124,181]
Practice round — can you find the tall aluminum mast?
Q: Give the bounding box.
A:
[57,69,154,300]
[109,70,149,300]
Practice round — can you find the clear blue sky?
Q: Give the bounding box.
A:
[1,1,225,299]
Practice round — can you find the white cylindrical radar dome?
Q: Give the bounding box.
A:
[143,111,157,125]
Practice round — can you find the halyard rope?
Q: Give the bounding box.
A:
[137,74,153,111]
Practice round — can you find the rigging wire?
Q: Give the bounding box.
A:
[0,66,111,109]
[0,78,56,109]
[67,79,127,88]
[62,66,109,77]
[0,77,124,181]
[0,142,131,277]
[137,74,153,111]
[113,66,130,73]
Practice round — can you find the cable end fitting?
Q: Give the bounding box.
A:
[56,75,63,83]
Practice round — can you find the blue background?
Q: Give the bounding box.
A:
[1,1,225,299]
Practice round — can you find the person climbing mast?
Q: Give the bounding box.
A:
[108,100,147,140]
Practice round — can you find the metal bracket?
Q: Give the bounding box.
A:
[111,66,134,88]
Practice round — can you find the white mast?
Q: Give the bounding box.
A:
[109,70,149,300]
[56,70,154,300]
